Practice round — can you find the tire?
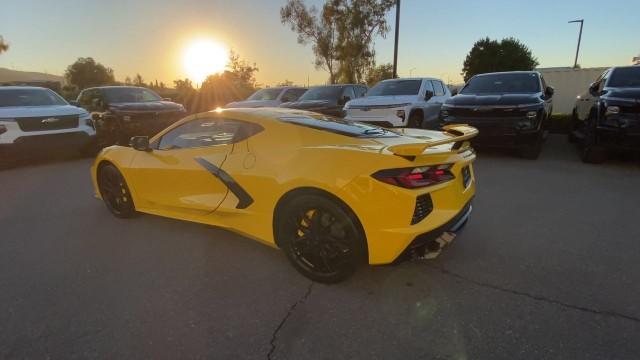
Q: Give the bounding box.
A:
[276,194,365,283]
[580,114,607,164]
[407,111,422,128]
[97,163,137,218]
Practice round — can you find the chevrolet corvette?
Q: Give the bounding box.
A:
[91,108,478,283]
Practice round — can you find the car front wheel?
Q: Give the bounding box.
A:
[98,164,137,218]
[277,194,365,283]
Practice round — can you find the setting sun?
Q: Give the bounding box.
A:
[183,39,229,84]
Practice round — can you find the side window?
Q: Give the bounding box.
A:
[355,86,367,98]
[157,118,263,150]
[423,80,435,95]
[342,86,356,101]
[431,81,445,96]
[281,89,306,102]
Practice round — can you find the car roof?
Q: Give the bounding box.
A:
[474,71,540,77]
[379,77,439,82]
[0,86,52,91]
[83,86,147,91]
[611,65,640,71]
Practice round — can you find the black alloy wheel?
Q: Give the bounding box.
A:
[98,164,136,218]
[278,195,364,283]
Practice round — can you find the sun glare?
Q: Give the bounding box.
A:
[183,39,229,84]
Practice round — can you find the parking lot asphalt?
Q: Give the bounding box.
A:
[1,134,639,359]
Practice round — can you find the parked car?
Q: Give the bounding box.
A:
[344,78,450,128]
[224,87,307,108]
[73,86,186,147]
[91,108,478,283]
[0,86,96,166]
[440,71,553,159]
[570,66,640,163]
[279,84,367,117]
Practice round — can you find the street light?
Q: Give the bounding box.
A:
[568,19,584,68]
[392,0,400,78]
[409,67,416,77]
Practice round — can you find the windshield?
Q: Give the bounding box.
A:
[299,86,342,101]
[461,73,540,94]
[608,67,640,88]
[248,88,282,101]
[279,114,398,138]
[367,80,422,96]
[0,88,68,107]
[102,87,162,103]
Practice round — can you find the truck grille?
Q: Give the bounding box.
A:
[411,194,433,225]
[17,115,79,132]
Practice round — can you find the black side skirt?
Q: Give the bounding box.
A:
[194,157,254,209]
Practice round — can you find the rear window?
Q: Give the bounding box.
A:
[461,73,540,94]
[608,67,640,88]
[367,80,422,96]
[102,87,161,103]
[0,88,68,107]
[279,114,398,138]
[299,86,343,101]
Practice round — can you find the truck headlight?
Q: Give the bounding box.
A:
[526,111,537,119]
[441,109,449,117]
[606,106,620,116]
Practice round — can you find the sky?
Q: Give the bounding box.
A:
[1,0,638,87]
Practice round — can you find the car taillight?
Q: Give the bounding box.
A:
[372,164,455,189]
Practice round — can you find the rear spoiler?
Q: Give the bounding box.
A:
[387,125,479,158]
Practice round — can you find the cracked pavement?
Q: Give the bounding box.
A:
[1,135,639,359]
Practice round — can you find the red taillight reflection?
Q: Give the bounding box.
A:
[372,165,455,189]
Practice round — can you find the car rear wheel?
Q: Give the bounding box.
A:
[98,164,136,218]
[277,194,364,283]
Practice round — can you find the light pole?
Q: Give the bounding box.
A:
[409,67,416,77]
[568,19,584,68]
[392,0,400,78]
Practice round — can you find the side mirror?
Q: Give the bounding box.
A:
[424,90,434,101]
[339,96,351,105]
[450,88,459,96]
[589,82,600,96]
[130,136,151,151]
[545,86,555,98]
[91,112,101,122]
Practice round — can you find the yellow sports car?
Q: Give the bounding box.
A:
[91,108,478,283]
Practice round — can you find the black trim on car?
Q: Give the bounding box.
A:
[194,157,254,209]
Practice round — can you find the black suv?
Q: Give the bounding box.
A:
[279,84,367,117]
[440,71,554,159]
[570,66,640,163]
[73,86,186,147]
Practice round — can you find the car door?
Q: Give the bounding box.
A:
[127,117,244,214]
[422,80,444,129]
[578,70,608,120]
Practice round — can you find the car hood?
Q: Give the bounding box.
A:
[281,99,337,109]
[0,105,87,118]
[347,95,419,107]
[445,93,542,106]
[108,101,183,112]
[604,88,640,101]
[224,100,280,108]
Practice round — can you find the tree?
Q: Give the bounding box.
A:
[0,36,9,55]
[133,73,144,86]
[281,0,394,84]
[461,37,539,82]
[124,76,132,85]
[365,63,393,86]
[281,0,338,83]
[64,57,115,90]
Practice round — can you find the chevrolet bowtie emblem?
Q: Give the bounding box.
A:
[41,117,61,124]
